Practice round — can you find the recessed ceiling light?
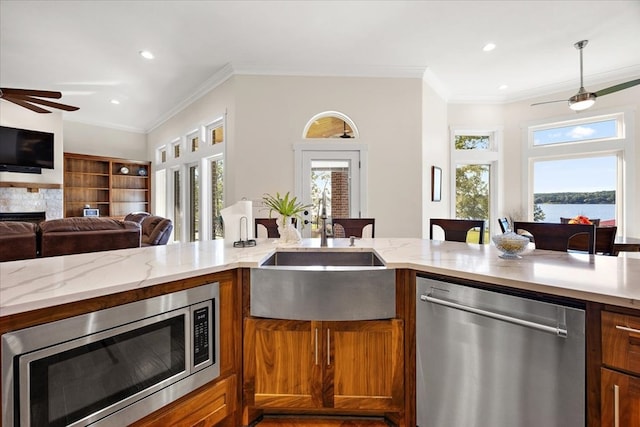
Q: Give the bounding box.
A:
[498,84,508,90]
[139,50,154,60]
[110,99,120,105]
[483,43,496,52]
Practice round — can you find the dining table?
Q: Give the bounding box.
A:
[612,235,640,255]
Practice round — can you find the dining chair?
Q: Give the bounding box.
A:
[560,217,601,226]
[254,218,280,238]
[332,218,375,238]
[430,218,486,244]
[512,221,596,254]
[568,226,617,255]
[498,217,511,233]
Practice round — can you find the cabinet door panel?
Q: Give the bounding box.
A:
[601,368,640,427]
[245,318,322,409]
[326,319,404,410]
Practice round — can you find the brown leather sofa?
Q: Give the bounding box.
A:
[0,221,38,262]
[39,217,141,257]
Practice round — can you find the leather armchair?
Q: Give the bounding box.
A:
[141,216,173,246]
[0,221,38,262]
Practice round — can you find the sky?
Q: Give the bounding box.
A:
[532,119,617,194]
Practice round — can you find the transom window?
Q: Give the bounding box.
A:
[304,111,358,139]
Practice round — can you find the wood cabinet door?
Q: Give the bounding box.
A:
[601,368,640,427]
[244,318,323,409]
[325,319,404,410]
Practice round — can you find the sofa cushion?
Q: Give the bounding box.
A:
[0,221,37,262]
[40,217,141,257]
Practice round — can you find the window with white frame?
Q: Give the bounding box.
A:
[187,130,199,152]
[171,139,181,159]
[524,110,633,234]
[450,128,501,242]
[207,119,224,145]
[154,116,226,242]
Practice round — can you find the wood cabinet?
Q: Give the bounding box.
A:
[129,375,236,427]
[601,311,640,426]
[244,317,404,412]
[64,153,150,218]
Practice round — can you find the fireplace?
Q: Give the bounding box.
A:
[0,211,46,224]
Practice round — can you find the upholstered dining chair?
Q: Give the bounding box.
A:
[331,218,375,238]
[512,221,596,254]
[430,218,486,244]
[255,218,280,238]
[568,226,617,255]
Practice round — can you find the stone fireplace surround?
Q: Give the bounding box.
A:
[0,187,63,221]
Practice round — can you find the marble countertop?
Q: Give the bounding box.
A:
[1,238,639,317]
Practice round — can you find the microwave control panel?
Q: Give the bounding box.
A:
[193,304,211,366]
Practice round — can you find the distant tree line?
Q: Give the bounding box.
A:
[534,190,615,205]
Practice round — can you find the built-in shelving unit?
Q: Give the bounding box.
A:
[64,153,151,218]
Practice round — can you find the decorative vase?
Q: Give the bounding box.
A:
[277,215,302,243]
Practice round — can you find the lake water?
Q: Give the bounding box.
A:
[537,204,615,223]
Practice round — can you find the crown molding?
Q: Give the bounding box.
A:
[145,63,235,133]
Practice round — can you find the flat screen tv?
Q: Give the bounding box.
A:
[0,125,54,172]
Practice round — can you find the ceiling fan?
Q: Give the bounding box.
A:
[531,40,640,111]
[0,87,79,113]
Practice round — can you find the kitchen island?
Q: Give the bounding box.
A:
[1,238,639,427]
[2,238,639,316]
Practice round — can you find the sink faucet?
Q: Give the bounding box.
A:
[320,191,328,247]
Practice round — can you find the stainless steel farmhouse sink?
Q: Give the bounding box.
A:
[260,250,385,267]
[250,249,395,321]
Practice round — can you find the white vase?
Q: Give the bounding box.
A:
[277,215,302,243]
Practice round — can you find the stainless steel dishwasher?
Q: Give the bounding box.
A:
[416,277,585,427]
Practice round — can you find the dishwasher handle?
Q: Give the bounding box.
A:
[420,293,568,338]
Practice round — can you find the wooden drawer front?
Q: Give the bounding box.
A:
[130,375,236,427]
[601,368,640,427]
[602,311,640,375]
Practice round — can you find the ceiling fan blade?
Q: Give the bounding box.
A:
[0,87,62,99]
[8,94,79,111]
[2,97,52,113]
[531,99,567,106]
[595,79,640,97]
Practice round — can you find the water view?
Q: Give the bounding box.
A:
[537,204,615,223]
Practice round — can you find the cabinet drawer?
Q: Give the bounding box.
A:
[602,311,640,375]
[130,375,236,427]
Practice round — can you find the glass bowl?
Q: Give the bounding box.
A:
[492,232,530,259]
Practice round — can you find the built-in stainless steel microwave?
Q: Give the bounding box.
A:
[2,282,220,427]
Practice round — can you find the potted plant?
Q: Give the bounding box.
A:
[262,192,311,243]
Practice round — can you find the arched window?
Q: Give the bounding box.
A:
[304,111,358,139]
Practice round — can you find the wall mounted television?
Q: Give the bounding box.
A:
[0,125,54,173]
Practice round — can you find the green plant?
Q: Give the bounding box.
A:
[262,192,311,223]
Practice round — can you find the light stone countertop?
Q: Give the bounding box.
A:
[1,238,639,317]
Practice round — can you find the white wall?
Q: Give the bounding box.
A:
[421,80,449,238]
[64,121,147,160]
[148,74,424,238]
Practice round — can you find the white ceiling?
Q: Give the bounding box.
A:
[1,0,639,133]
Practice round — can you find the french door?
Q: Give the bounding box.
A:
[298,150,361,238]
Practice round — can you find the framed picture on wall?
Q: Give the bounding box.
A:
[431,166,442,202]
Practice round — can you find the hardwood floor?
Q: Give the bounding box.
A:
[254,415,391,427]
